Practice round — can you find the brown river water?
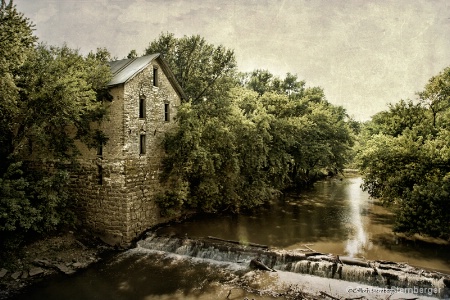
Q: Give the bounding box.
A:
[11,176,450,299]
[157,175,450,274]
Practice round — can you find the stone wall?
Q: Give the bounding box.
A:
[70,58,182,246]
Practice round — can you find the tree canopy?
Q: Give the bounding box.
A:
[158,66,355,214]
[144,32,237,103]
[0,2,112,248]
[357,66,450,239]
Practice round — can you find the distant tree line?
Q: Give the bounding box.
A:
[357,67,450,239]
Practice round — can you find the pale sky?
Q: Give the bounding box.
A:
[14,0,450,121]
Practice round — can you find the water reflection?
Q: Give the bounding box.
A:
[157,176,450,273]
[10,176,450,300]
[344,177,368,257]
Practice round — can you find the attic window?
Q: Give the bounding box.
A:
[153,67,158,87]
[139,96,146,119]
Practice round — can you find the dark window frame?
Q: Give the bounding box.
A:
[164,103,170,122]
[97,144,103,156]
[153,67,158,87]
[139,96,146,119]
[140,134,146,155]
[97,165,103,185]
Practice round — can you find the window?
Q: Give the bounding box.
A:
[139,97,146,119]
[140,134,146,155]
[97,144,103,156]
[164,103,170,122]
[97,165,103,185]
[153,67,158,87]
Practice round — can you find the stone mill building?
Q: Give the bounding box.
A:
[72,54,186,246]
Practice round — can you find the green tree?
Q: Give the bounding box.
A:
[241,70,306,98]
[14,44,111,160]
[144,32,237,103]
[0,2,112,248]
[366,100,429,138]
[0,0,37,169]
[159,79,355,214]
[241,69,274,96]
[127,49,138,59]
[357,66,450,238]
[418,66,450,128]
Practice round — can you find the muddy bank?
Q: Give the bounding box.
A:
[0,231,116,299]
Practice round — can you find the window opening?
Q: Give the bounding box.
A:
[164,103,170,122]
[97,144,103,156]
[97,165,103,185]
[153,67,158,87]
[139,97,146,119]
[140,134,146,154]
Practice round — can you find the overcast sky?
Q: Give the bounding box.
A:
[14,0,450,121]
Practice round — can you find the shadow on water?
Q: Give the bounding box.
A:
[157,176,450,274]
[367,211,395,226]
[10,176,450,300]
[11,252,258,300]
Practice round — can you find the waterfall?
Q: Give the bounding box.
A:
[136,233,449,293]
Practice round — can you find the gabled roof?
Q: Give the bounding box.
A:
[108,54,187,100]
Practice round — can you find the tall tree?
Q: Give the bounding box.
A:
[159,82,355,214]
[0,1,112,247]
[144,32,237,103]
[357,65,450,239]
[241,70,306,99]
[367,100,429,138]
[418,66,450,128]
[0,1,37,169]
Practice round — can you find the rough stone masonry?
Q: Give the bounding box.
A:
[70,55,185,247]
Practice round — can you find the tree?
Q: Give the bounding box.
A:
[127,49,138,59]
[144,32,237,103]
[240,70,306,99]
[0,1,37,170]
[367,100,430,138]
[0,1,112,248]
[357,66,450,239]
[159,87,279,214]
[418,66,450,128]
[14,44,112,160]
[241,69,274,96]
[159,75,355,214]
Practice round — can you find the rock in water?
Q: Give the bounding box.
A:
[250,259,275,272]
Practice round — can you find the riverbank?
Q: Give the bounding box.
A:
[0,230,116,299]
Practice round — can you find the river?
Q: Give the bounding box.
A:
[11,176,450,299]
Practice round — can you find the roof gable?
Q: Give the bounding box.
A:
[108,54,187,100]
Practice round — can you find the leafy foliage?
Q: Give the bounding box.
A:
[357,66,450,239]
[158,67,355,214]
[144,32,238,103]
[0,3,112,248]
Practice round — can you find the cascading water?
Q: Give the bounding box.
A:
[10,176,450,300]
[137,232,450,294]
